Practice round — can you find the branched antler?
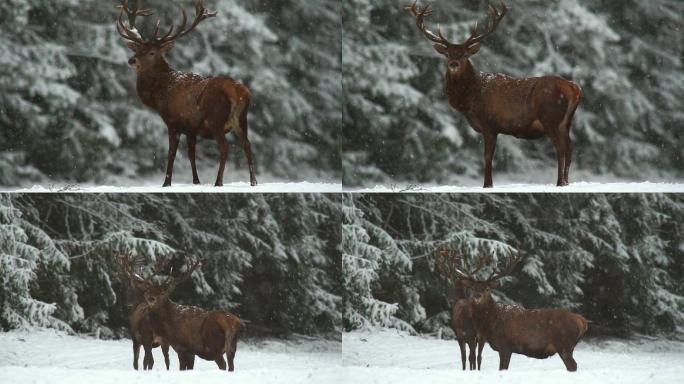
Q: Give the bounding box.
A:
[406,1,453,48]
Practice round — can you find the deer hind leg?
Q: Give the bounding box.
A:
[548,132,567,187]
[560,350,578,372]
[227,332,238,372]
[214,134,229,187]
[233,112,257,187]
[215,355,227,370]
[457,339,467,370]
[162,343,170,370]
[133,339,141,370]
[467,340,477,370]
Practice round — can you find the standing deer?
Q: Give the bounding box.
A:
[118,255,171,371]
[436,250,484,370]
[447,251,589,371]
[407,2,582,188]
[132,258,241,372]
[116,0,257,187]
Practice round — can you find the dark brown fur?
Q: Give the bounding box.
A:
[472,291,588,371]
[117,1,256,187]
[408,2,582,187]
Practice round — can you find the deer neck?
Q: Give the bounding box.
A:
[445,60,483,117]
[136,60,175,111]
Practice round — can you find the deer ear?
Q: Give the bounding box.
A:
[160,41,175,54]
[126,42,140,52]
[433,44,448,55]
[132,279,150,292]
[466,43,481,56]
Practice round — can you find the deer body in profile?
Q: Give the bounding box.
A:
[408,2,582,188]
[134,259,241,372]
[118,255,171,370]
[448,251,588,371]
[437,251,484,370]
[116,0,256,187]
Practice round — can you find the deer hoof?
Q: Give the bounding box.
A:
[250,179,257,187]
[162,182,172,188]
[193,179,201,185]
[215,182,223,187]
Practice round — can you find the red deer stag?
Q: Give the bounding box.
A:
[407,2,582,187]
[118,255,171,370]
[132,258,241,372]
[436,250,484,370]
[116,0,256,187]
[450,251,589,371]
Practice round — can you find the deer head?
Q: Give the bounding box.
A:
[437,248,522,296]
[116,0,217,73]
[407,1,508,78]
[139,258,201,310]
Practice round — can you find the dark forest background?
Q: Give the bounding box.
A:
[343,194,684,338]
[343,0,684,186]
[0,193,341,339]
[0,0,341,186]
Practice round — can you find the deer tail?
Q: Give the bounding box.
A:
[223,82,250,134]
[574,315,589,342]
[560,81,582,131]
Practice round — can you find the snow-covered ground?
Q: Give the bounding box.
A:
[0,329,342,384]
[7,181,341,193]
[349,182,684,193]
[343,329,684,384]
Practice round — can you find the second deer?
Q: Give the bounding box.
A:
[436,250,484,370]
[407,2,582,188]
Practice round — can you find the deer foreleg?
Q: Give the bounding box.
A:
[163,132,180,187]
[132,339,141,370]
[477,338,485,370]
[483,133,498,188]
[498,350,512,370]
[468,340,477,370]
[162,343,170,370]
[187,134,200,185]
[458,339,467,370]
[143,345,154,370]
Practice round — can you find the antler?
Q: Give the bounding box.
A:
[463,1,508,48]
[151,0,217,45]
[165,257,201,288]
[406,1,453,48]
[117,254,151,285]
[116,0,153,45]
[437,248,521,289]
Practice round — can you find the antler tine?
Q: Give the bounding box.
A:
[116,0,150,44]
[155,0,216,45]
[487,250,522,283]
[463,1,508,47]
[406,1,453,47]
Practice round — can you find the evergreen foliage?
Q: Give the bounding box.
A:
[342,194,684,337]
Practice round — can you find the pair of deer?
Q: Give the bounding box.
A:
[436,250,588,371]
[118,1,580,189]
[118,255,240,372]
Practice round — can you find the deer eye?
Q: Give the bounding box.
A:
[149,52,155,56]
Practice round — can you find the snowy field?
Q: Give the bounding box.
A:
[350,182,684,193]
[6,181,342,193]
[343,329,684,384]
[0,329,342,384]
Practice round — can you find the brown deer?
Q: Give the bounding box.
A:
[116,0,257,187]
[447,251,589,371]
[132,258,241,372]
[436,250,484,370]
[118,255,171,370]
[407,2,582,188]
